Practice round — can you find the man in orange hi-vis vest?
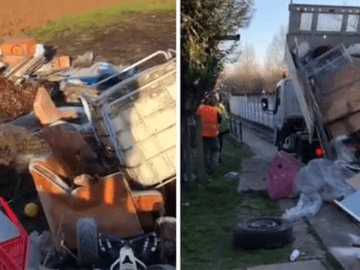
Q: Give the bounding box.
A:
[196,97,222,175]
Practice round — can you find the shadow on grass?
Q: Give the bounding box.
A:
[181,135,293,270]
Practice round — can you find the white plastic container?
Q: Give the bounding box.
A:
[290,249,300,262]
[99,58,176,186]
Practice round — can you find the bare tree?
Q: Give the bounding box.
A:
[220,42,265,94]
[264,25,288,92]
[265,25,287,71]
[240,42,257,89]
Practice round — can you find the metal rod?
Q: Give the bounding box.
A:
[60,239,78,260]
[92,50,171,87]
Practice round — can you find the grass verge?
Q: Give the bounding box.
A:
[21,0,175,42]
[181,135,293,270]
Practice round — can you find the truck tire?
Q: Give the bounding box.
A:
[233,217,293,250]
[77,218,99,267]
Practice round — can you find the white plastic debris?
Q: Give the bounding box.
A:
[34,44,45,57]
[349,233,360,247]
[334,136,359,164]
[28,230,55,265]
[67,79,85,85]
[347,44,360,56]
[282,193,322,220]
[28,231,41,269]
[297,42,310,58]
[225,171,239,181]
[290,249,300,262]
[282,158,355,221]
[330,247,360,261]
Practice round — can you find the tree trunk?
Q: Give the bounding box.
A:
[195,116,206,183]
[181,115,194,189]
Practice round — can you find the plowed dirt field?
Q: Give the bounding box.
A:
[0,0,169,36]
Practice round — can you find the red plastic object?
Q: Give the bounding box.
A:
[315,147,325,158]
[265,151,302,199]
[0,197,29,270]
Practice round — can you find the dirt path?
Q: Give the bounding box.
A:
[240,121,277,158]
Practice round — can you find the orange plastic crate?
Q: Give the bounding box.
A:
[1,38,36,56]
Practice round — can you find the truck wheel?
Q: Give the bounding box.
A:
[233,217,293,249]
[77,218,99,267]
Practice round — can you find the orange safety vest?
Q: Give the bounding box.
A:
[197,105,220,138]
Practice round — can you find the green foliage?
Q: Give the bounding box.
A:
[181,0,255,113]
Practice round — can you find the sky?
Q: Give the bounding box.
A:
[237,0,360,69]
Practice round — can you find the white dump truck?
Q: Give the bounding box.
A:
[262,2,360,163]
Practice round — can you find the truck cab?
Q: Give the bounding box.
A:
[262,78,321,163]
[262,3,360,163]
[273,79,303,141]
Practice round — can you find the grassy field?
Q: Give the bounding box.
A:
[23,0,175,42]
[181,135,293,270]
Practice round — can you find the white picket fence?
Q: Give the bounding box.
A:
[229,95,276,130]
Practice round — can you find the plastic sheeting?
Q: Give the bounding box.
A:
[282,158,356,221]
[347,44,360,56]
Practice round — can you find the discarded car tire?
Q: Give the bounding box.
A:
[77,218,99,266]
[233,217,293,249]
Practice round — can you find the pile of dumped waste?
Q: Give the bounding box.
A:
[264,139,360,222]
[0,38,176,270]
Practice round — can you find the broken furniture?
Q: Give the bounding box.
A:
[29,156,165,250]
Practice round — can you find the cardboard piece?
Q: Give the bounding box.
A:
[53,54,71,70]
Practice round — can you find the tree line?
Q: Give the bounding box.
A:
[219,25,288,96]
